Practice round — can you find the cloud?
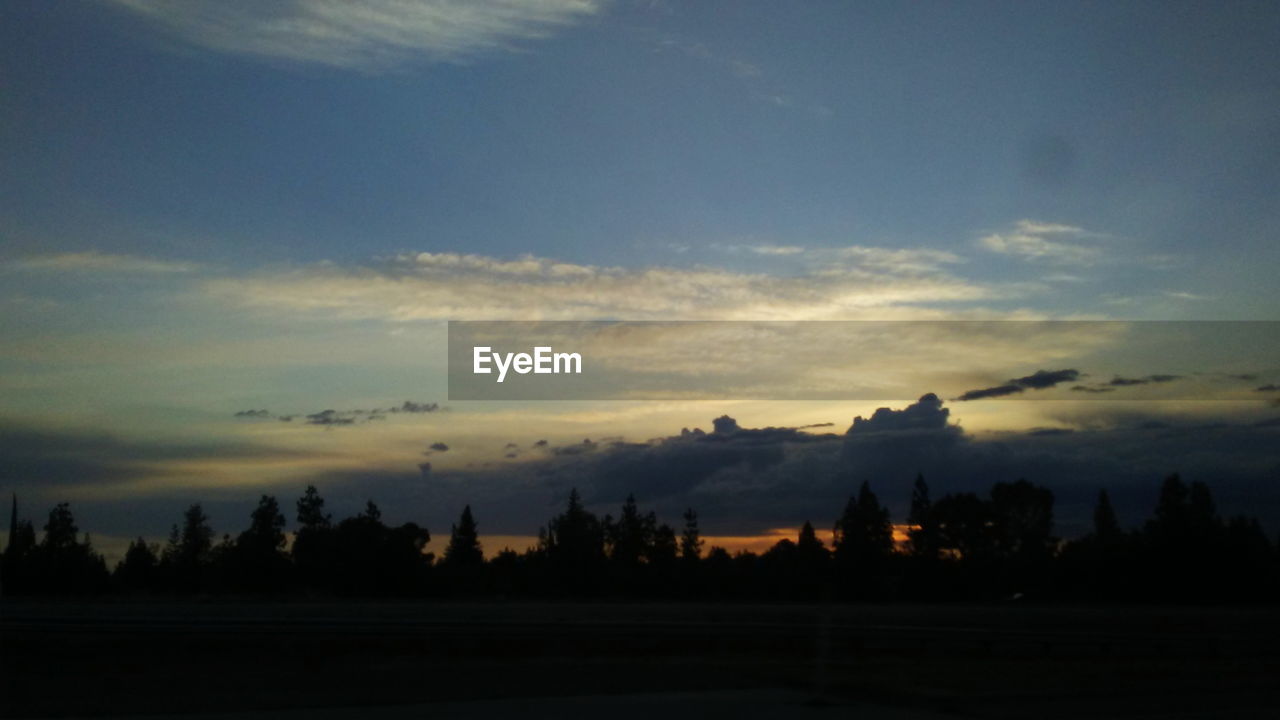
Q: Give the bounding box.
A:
[965,371,1180,398]
[396,401,441,414]
[978,220,1102,265]
[234,400,442,426]
[1257,385,1280,392]
[955,369,1081,401]
[205,249,996,321]
[1063,374,1184,394]
[712,243,964,273]
[106,0,602,71]
[956,383,1024,401]
[402,399,1280,540]
[1107,374,1181,387]
[7,251,199,274]
[847,393,953,434]
[1012,221,1085,235]
[0,423,310,491]
[747,245,806,256]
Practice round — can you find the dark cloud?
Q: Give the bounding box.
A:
[236,401,444,426]
[1015,369,1082,389]
[1109,374,1181,387]
[712,415,739,434]
[1064,374,1184,394]
[402,396,1280,544]
[1257,385,1279,392]
[428,442,450,453]
[394,401,440,414]
[306,410,355,426]
[0,424,324,551]
[848,394,951,433]
[11,401,1279,563]
[957,384,1023,401]
[0,425,308,490]
[955,369,1080,401]
[551,439,598,456]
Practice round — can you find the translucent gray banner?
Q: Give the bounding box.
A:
[447,321,1280,401]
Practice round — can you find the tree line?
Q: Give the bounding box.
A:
[2,474,1277,601]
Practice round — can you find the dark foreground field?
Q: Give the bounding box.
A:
[3,602,1279,719]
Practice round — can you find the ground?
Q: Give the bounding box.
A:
[3,602,1279,718]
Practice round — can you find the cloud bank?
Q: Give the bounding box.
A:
[406,397,1280,539]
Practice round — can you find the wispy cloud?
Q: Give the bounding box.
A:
[746,244,806,256]
[8,251,200,274]
[978,219,1103,265]
[204,249,995,321]
[106,0,603,71]
[712,243,962,273]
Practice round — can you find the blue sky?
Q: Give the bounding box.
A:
[4,1,1278,312]
[2,1,1279,559]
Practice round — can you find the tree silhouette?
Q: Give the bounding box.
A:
[444,505,484,567]
[795,520,830,600]
[933,493,992,563]
[541,488,605,595]
[989,479,1055,596]
[293,485,337,591]
[42,503,79,550]
[679,507,703,561]
[115,537,159,591]
[907,474,939,560]
[224,495,290,592]
[833,482,894,599]
[330,500,431,596]
[296,485,331,531]
[651,523,677,565]
[178,504,214,565]
[1,514,37,594]
[241,495,287,552]
[163,503,214,593]
[989,480,1055,560]
[12,472,1280,603]
[1093,489,1121,544]
[604,494,654,568]
[26,503,109,594]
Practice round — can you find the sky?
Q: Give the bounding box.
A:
[2,0,1279,563]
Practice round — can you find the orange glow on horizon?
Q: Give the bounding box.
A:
[472,523,915,560]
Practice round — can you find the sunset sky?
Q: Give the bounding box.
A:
[2,1,1279,563]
